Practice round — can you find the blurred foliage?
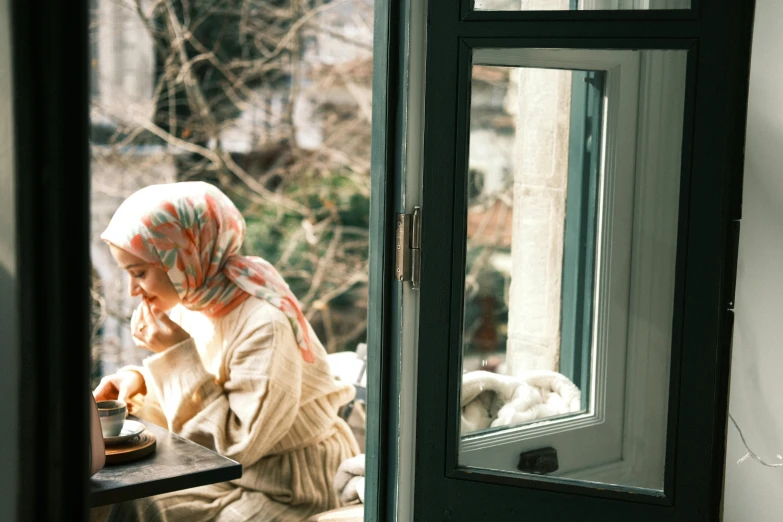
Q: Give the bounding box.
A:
[149,0,296,142]
[463,244,510,358]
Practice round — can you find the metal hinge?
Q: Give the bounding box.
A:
[395,206,421,289]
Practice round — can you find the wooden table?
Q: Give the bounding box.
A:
[90,417,242,507]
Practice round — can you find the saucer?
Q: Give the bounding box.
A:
[105,431,156,464]
[103,419,145,445]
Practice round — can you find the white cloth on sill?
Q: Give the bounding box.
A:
[461,370,582,433]
[328,369,581,508]
[333,453,366,505]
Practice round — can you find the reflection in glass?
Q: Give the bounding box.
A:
[458,49,686,491]
[474,0,690,11]
[461,65,603,435]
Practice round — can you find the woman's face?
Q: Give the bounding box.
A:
[110,245,181,312]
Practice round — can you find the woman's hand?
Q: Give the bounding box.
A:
[133,299,191,353]
[93,370,147,413]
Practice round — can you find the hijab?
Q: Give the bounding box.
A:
[101,181,315,363]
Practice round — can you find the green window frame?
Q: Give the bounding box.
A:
[560,69,604,400]
[408,0,755,520]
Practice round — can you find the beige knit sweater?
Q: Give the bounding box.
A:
[112,296,360,521]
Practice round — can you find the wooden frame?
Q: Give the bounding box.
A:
[367,0,428,518]
[414,0,754,519]
[11,0,92,519]
[364,0,401,519]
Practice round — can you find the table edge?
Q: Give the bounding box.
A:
[90,461,242,507]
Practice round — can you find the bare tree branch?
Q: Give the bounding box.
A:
[91,0,376,367]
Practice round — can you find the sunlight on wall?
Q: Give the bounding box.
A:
[723,1,783,519]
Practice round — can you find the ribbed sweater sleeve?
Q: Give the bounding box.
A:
[142,317,303,467]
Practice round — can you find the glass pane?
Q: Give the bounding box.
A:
[459,48,687,491]
[474,0,690,11]
[462,65,599,421]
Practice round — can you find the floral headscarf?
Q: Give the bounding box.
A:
[101,181,315,363]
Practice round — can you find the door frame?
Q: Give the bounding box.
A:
[11,0,92,519]
[364,0,406,519]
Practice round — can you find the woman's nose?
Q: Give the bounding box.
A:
[128,278,141,297]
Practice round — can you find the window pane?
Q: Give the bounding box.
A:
[461,65,600,425]
[459,48,687,491]
[474,0,690,11]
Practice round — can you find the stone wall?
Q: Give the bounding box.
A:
[505,55,573,376]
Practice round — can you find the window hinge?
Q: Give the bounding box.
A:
[395,206,421,290]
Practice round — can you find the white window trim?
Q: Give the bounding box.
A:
[570,50,686,488]
[458,48,686,490]
[581,0,690,9]
[460,47,640,475]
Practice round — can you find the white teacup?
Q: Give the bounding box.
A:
[97,400,127,438]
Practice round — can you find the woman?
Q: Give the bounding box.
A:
[92,182,360,521]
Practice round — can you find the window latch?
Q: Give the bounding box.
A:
[517,447,559,475]
[395,206,421,290]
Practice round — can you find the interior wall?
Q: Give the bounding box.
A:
[722,0,783,520]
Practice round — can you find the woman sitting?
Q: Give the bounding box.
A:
[92,181,359,521]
